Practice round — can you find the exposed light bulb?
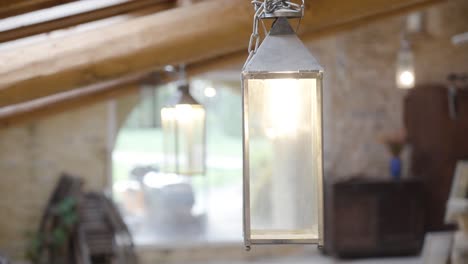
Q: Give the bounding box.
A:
[398,70,415,88]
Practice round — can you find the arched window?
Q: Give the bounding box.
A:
[112,80,243,246]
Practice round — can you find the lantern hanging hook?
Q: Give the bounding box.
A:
[244,0,305,68]
[253,0,304,19]
[164,64,188,86]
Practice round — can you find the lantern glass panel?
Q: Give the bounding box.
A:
[396,47,415,89]
[245,77,322,242]
[161,104,205,176]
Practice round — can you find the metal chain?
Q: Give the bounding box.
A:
[244,0,304,68]
[261,0,303,14]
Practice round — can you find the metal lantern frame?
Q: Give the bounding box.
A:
[161,83,207,176]
[242,16,324,248]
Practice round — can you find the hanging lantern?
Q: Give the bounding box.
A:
[161,84,206,176]
[396,39,415,89]
[241,1,324,248]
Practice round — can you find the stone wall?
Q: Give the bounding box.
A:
[0,94,138,260]
[309,0,468,180]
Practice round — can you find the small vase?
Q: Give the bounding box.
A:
[390,157,402,180]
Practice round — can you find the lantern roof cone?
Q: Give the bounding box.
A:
[168,83,201,106]
[243,17,323,74]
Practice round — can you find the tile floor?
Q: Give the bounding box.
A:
[173,252,421,264]
[169,232,455,264]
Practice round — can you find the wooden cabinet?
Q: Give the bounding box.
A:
[404,85,468,231]
[329,179,425,257]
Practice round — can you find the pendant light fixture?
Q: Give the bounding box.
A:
[396,36,415,89]
[241,0,324,248]
[161,66,206,176]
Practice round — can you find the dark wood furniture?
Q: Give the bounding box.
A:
[35,174,83,264]
[76,192,138,264]
[329,178,425,258]
[34,175,138,264]
[404,84,468,231]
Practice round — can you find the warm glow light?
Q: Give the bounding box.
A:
[161,107,176,121]
[397,70,415,89]
[204,86,217,98]
[241,16,324,247]
[399,70,415,86]
[265,79,301,138]
[245,78,322,244]
[396,41,415,89]
[161,103,206,176]
[175,104,196,124]
[161,105,205,125]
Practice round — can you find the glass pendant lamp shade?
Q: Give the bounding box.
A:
[242,18,324,247]
[161,84,206,176]
[396,40,415,89]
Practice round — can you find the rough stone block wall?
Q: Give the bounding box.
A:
[0,103,108,258]
[0,94,138,260]
[309,0,468,180]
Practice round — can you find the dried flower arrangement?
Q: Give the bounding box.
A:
[379,129,407,157]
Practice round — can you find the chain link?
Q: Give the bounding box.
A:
[244,0,304,68]
[257,0,303,14]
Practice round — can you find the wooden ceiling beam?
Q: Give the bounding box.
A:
[0,0,176,43]
[0,0,77,19]
[0,73,144,128]
[0,0,445,108]
[301,0,444,40]
[0,52,244,129]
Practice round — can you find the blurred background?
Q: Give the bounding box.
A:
[0,0,467,263]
